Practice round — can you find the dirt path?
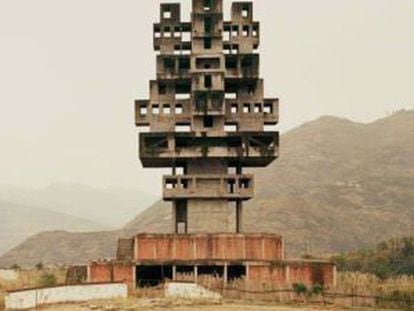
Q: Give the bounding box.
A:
[37,299,387,311]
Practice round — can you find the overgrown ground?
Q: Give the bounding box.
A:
[1,270,413,310]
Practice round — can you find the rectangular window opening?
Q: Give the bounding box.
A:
[231,25,239,37]
[225,56,237,69]
[163,58,175,70]
[239,178,250,189]
[204,16,212,33]
[242,6,249,18]
[254,103,262,113]
[264,103,273,114]
[227,180,236,194]
[174,26,181,38]
[203,0,212,11]
[152,104,160,115]
[225,123,238,132]
[175,93,190,100]
[164,26,171,38]
[163,104,171,114]
[231,103,238,114]
[203,116,214,128]
[225,92,237,99]
[175,200,187,234]
[163,9,172,19]
[166,178,177,189]
[182,32,191,42]
[243,103,251,113]
[204,75,212,88]
[243,25,249,37]
[252,25,259,37]
[204,37,212,49]
[175,124,191,132]
[159,84,167,95]
[175,104,183,114]
[140,105,148,115]
[179,58,190,70]
[196,57,220,70]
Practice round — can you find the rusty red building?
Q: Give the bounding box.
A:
[87,0,335,290]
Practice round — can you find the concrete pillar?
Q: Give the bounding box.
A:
[194,266,198,283]
[132,265,137,289]
[86,264,91,283]
[223,264,228,286]
[236,201,243,233]
[172,266,177,281]
[285,265,291,284]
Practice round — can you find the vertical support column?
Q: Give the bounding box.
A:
[86,264,91,283]
[173,201,177,234]
[172,266,177,281]
[285,265,291,284]
[194,266,198,283]
[236,200,243,233]
[132,265,137,289]
[223,264,228,286]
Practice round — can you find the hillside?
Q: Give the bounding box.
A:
[1,111,413,267]
[0,183,158,228]
[0,201,106,256]
[333,236,414,279]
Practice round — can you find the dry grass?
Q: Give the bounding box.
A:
[0,267,67,310]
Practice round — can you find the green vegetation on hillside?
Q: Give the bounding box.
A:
[333,237,414,279]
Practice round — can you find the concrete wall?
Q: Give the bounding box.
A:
[187,199,235,233]
[248,261,336,287]
[89,262,134,290]
[134,233,284,261]
[5,283,127,310]
[165,282,221,300]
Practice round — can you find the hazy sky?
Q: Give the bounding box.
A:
[0,0,413,195]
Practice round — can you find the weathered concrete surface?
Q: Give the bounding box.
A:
[134,233,284,261]
[5,283,127,310]
[165,282,221,300]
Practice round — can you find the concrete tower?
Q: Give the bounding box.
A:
[86,0,335,290]
[135,0,279,234]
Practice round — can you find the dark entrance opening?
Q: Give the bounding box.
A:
[198,265,224,277]
[228,265,246,281]
[136,265,173,288]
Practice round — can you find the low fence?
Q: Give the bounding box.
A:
[134,278,414,310]
[5,283,128,310]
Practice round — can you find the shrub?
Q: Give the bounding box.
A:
[35,262,44,270]
[311,284,325,296]
[39,273,57,287]
[292,283,307,295]
[10,264,20,271]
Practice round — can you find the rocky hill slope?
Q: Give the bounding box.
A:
[0,201,106,255]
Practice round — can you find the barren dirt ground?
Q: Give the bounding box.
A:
[36,299,393,311]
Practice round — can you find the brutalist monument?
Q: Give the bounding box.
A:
[87,0,335,290]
